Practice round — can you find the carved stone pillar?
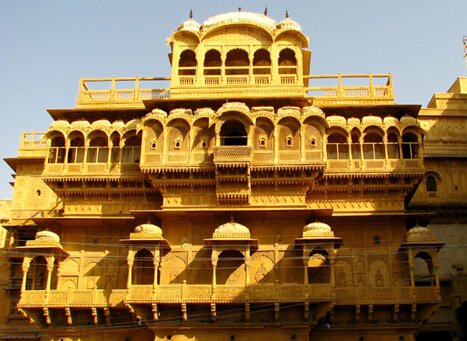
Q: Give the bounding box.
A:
[244,251,251,287]
[383,133,389,166]
[347,136,353,165]
[408,249,415,288]
[211,251,218,288]
[434,256,440,288]
[330,254,336,287]
[274,125,279,163]
[127,250,135,289]
[21,257,32,293]
[45,257,55,292]
[153,251,161,290]
[398,136,403,161]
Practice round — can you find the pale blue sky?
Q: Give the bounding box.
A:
[1,0,466,199]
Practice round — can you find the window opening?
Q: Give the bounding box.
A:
[220,120,247,146]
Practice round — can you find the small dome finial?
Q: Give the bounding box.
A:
[189,9,193,19]
[264,7,268,16]
[238,7,242,12]
[285,10,289,18]
[230,215,235,223]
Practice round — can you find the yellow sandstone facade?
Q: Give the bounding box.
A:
[1,11,466,341]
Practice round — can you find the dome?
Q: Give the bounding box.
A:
[406,226,436,243]
[71,120,91,131]
[303,221,335,238]
[202,11,276,32]
[49,120,70,130]
[276,17,301,31]
[213,220,250,239]
[133,223,163,238]
[178,18,201,32]
[400,115,418,126]
[91,119,112,131]
[35,230,61,244]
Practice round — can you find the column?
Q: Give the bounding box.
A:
[244,250,251,287]
[153,249,160,290]
[408,249,415,288]
[300,125,305,161]
[274,125,279,163]
[21,257,32,293]
[383,133,389,168]
[330,254,336,287]
[45,257,55,291]
[127,250,134,289]
[211,251,218,288]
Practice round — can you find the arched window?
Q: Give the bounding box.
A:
[178,50,197,76]
[110,133,121,163]
[309,137,317,147]
[402,132,419,159]
[68,136,85,163]
[307,249,330,284]
[26,256,47,290]
[217,250,245,285]
[122,135,141,163]
[326,133,348,160]
[220,120,247,146]
[363,132,384,159]
[87,136,109,163]
[225,49,249,76]
[426,176,437,192]
[387,132,400,159]
[278,48,297,75]
[133,249,154,285]
[414,252,434,286]
[351,131,361,160]
[204,50,222,76]
[286,136,293,147]
[48,136,66,164]
[253,49,271,75]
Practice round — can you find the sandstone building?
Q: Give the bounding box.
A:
[1,11,466,341]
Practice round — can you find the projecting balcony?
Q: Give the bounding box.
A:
[334,286,440,304]
[43,146,142,178]
[213,146,252,166]
[18,285,438,309]
[18,289,128,309]
[326,142,424,174]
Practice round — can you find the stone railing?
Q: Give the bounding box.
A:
[214,146,252,164]
[334,286,439,304]
[18,289,128,308]
[77,77,170,108]
[305,74,394,104]
[18,285,439,309]
[16,132,47,157]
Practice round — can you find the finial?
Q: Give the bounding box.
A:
[238,7,242,12]
[264,7,268,16]
[285,10,289,18]
[230,215,235,223]
[189,9,193,19]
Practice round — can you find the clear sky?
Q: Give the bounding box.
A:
[0,0,466,199]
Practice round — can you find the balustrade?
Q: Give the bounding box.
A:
[326,142,423,172]
[18,284,438,309]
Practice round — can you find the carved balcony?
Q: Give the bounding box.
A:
[214,146,252,166]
